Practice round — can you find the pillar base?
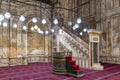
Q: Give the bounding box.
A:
[92,63,104,70]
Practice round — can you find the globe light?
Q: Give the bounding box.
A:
[37,28,44,34]
[73,24,79,30]
[23,26,27,30]
[80,32,83,36]
[42,19,46,24]
[40,31,44,34]
[3,22,8,27]
[32,17,37,23]
[53,18,58,25]
[83,28,87,32]
[68,21,72,26]
[37,28,40,32]
[51,29,54,32]
[74,24,79,28]
[19,15,25,21]
[45,30,48,34]
[59,29,62,35]
[77,18,82,24]
[73,26,76,30]
[4,12,11,19]
[34,25,38,29]
[39,30,44,34]
[31,27,34,31]
[0,14,4,21]
[13,23,17,28]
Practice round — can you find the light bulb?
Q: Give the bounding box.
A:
[59,29,62,35]
[3,22,8,27]
[0,14,4,21]
[53,18,58,25]
[73,25,76,30]
[80,32,83,36]
[13,23,17,28]
[34,25,38,29]
[31,27,34,31]
[41,31,44,34]
[42,19,46,24]
[37,28,40,32]
[83,28,87,32]
[20,15,25,21]
[51,29,54,32]
[4,12,11,19]
[45,30,48,34]
[68,21,72,26]
[23,26,27,30]
[74,24,79,28]
[32,17,37,23]
[38,28,44,34]
[77,18,82,24]
[39,30,43,34]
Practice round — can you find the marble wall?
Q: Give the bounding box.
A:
[76,0,120,63]
[0,1,52,66]
[100,0,120,56]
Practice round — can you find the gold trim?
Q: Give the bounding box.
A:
[89,33,101,36]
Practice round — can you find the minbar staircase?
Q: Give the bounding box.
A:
[58,29,90,68]
[66,55,84,77]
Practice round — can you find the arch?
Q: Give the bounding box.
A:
[15,5,51,30]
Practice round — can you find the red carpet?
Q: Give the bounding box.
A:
[0,63,120,80]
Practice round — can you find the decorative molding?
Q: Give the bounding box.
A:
[100,56,120,64]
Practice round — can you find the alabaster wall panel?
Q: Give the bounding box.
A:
[22,32,27,56]
[82,4,89,17]
[45,36,49,55]
[27,33,47,55]
[101,0,106,12]
[0,26,3,58]
[78,0,120,57]
[101,16,120,56]
[106,0,112,10]
[10,27,17,58]
[17,31,22,57]
[100,0,120,56]
[0,23,27,66]
[113,0,119,8]
[2,27,9,58]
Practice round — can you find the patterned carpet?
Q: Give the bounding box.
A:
[0,62,120,80]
